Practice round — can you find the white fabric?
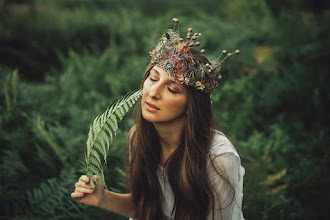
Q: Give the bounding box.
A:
[130,130,245,220]
[208,131,245,220]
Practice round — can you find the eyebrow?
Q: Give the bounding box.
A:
[150,68,160,75]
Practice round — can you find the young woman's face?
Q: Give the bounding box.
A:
[141,65,188,124]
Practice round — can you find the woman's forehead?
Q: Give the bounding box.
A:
[150,65,187,91]
[152,65,177,81]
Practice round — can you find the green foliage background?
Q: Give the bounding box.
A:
[0,0,329,219]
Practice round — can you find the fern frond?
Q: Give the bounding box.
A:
[84,89,144,189]
[27,165,85,218]
[3,69,19,114]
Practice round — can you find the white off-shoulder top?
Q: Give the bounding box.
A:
[130,130,245,220]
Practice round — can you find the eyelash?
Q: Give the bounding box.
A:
[167,87,177,94]
[149,77,178,94]
[149,77,157,82]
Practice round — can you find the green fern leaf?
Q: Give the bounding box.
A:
[84,89,144,190]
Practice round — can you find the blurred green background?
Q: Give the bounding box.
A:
[0,0,329,219]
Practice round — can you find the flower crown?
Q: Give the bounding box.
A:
[149,18,240,94]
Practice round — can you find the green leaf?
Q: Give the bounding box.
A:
[84,89,145,189]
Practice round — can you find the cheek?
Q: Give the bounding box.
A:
[141,81,150,101]
[166,97,187,114]
[141,93,147,105]
[143,79,153,89]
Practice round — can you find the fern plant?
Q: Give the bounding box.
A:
[84,89,144,190]
[26,165,85,218]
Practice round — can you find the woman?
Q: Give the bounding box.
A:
[71,18,244,220]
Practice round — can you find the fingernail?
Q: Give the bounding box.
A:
[81,193,84,196]
[89,189,94,193]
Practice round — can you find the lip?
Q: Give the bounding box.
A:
[146,102,160,112]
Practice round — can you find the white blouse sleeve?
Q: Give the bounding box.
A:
[208,152,241,220]
[207,130,244,220]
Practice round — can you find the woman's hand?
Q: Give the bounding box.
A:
[71,175,104,207]
[71,175,136,218]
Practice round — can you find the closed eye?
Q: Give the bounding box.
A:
[149,77,157,82]
[168,87,178,94]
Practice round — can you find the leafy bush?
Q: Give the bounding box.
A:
[0,0,329,219]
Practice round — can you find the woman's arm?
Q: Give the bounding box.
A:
[99,190,136,218]
[71,175,136,218]
[72,126,138,217]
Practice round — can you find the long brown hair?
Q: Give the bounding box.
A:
[127,48,235,220]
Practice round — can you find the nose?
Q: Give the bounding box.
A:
[148,81,162,99]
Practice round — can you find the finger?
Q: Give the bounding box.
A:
[92,175,103,185]
[79,175,90,183]
[91,175,106,195]
[75,181,92,189]
[71,191,84,199]
[90,175,104,189]
[76,187,94,194]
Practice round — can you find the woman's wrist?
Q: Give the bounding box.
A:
[98,189,111,209]
[97,191,136,218]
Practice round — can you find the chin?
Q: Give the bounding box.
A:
[142,111,158,123]
[141,108,152,120]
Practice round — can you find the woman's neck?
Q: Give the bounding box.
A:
[153,118,185,166]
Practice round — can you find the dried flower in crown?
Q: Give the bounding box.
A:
[149,18,240,93]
